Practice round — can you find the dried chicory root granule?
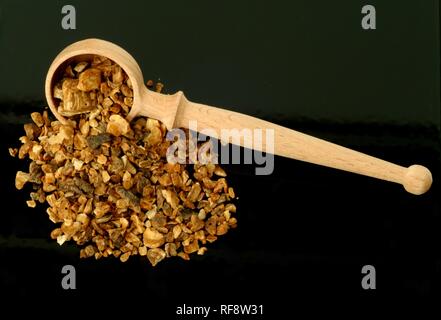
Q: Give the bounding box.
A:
[10,55,237,266]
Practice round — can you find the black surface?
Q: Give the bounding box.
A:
[0,0,440,315]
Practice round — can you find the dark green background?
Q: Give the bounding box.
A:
[0,0,440,314]
[0,0,439,125]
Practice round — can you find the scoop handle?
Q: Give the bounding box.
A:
[172,96,432,195]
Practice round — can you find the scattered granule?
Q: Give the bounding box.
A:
[10,55,237,266]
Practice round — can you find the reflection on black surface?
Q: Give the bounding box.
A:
[0,0,439,311]
[0,102,439,307]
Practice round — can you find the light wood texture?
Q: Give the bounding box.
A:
[45,39,432,195]
[175,99,432,195]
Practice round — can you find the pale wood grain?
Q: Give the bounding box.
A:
[45,39,432,195]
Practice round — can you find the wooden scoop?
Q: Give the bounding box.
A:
[45,38,432,195]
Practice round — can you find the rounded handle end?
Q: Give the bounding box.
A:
[403,165,432,195]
